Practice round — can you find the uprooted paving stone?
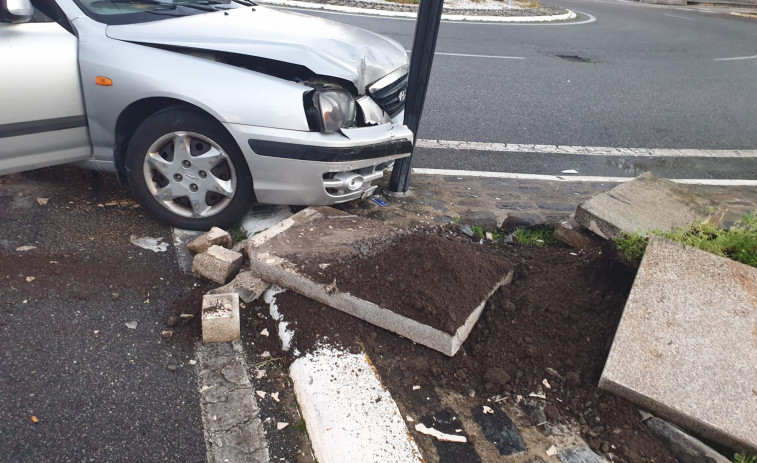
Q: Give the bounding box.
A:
[246,206,512,356]
[574,173,723,240]
[195,341,270,463]
[643,415,731,463]
[187,226,232,254]
[208,270,270,303]
[202,293,240,343]
[193,245,244,285]
[600,237,757,453]
[289,344,423,463]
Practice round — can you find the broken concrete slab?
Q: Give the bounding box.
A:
[193,245,243,285]
[289,345,423,463]
[557,445,604,463]
[202,293,240,343]
[208,271,270,304]
[553,215,604,249]
[574,173,721,240]
[599,237,757,453]
[187,227,232,254]
[246,206,512,356]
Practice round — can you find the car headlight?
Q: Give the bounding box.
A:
[305,88,357,133]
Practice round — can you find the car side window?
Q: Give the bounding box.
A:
[30,0,74,32]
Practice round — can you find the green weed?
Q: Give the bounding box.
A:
[227,224,248,244]
[734,453,757,463]
[513,226,561,247]
[615,212,757,268]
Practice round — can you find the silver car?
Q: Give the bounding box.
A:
[0,0,412,229]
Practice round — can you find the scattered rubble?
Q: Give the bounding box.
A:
[187,227,232,254]
[192,245,243,285]
[130,235,169,252]
[207,271,269,303]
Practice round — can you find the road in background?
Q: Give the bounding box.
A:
[286,0,757,180]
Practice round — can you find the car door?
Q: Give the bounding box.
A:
[0,11,90,175]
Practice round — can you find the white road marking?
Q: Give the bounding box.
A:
[663,13,695,21]
[416,139,757,158]
[411,168,757,186]
[407,50,525,60]
[714,54,757,61]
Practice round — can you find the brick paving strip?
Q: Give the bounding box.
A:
[195,341,271,463]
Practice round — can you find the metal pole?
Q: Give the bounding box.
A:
[388,0,444,194]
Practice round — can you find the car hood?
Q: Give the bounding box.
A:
[105,6,407,92]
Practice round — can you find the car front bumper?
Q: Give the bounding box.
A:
[225,121,414,205]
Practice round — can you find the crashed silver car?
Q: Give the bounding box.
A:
[0,0,412,229]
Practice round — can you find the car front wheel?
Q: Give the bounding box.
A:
[125,107,253,230]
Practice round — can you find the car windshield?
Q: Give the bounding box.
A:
[74,0,254,24]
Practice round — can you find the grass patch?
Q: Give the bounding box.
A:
[227,224,248,244]
[513,226,561,247]
[294,418,307,432]
[615,212,757,268]
[735,454,756,463]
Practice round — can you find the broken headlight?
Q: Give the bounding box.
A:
[305,88,356,133]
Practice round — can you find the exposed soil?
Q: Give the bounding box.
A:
[258,228,679,463]
[296,230,512,333]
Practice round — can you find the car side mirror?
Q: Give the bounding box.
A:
[2,0,35,23]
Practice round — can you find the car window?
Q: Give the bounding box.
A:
[72,0,243,25]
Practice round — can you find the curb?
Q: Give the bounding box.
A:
[257,0,578,22]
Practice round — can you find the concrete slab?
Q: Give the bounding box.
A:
[289,345,423,463]
[246,206,512,356]
[202,293,241,343]
[599,237,757,452]
[574,173,720,239]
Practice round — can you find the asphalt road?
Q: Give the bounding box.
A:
[288,0,757,180]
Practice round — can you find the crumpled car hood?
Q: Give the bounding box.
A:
[106,6,408,92]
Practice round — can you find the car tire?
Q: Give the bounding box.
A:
[125,106,254,231]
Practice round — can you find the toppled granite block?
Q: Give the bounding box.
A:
[202,293,240,343]
[574,173,720,240]
[644,416,730,463]
[599,237,757,453]
[208,271,269,304]
[187,227,232,254]
[553,215,604,249]
[193,245,243,284]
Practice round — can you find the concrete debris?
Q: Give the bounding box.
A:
[546,446,558,456]
[208,271,270,303]
[260,329,269,337]
[482,406,494,415]
[542,378,552,389]
[414,423,467,443]
[36,197,49,205]
[15,246,36,252]
[557,445,604,463]
[180,313,194,319]
[201,293,240,344]
[192,245,243,285]
[256,391,266,399]
[271,392,279,403]
[125,321,137,329]
[130,235,169,252]
[161,330,173,339]
[276,422,289,430]
[575,172,722,240]
[553,215,604,249]
[600,237,757,452]
[459,224,474,237]
[187,227,232,254]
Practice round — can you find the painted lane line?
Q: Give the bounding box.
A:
[410,168,757,186]
[663,13,696,21]
[714,54,757,62]
[407,50,526,60]
[416,139,757,158]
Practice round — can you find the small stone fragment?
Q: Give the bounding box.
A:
[37,198,49,206]
[31,416,39,423]
[546,445,558,456]
[485,367,512,386]
[277,422,289,430]
[16,246,36,252]
[482,406,494,415]
[25,276,35,283]
[187,227,232,254]
[125,321,137,330]
[260,328,269,337]
[166,316,179,327]
[256,391,266,399]
[271,392,280,403]
[161,330,174,339]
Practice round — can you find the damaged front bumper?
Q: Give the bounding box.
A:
[226,121,414,205]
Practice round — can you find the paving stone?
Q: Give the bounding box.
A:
[599,237,757,452]
[289,345,423,463]
[644,416,730,463]
[208,271,270,303]
[574,173,720,240]
[201,293,240,343]
[246,206,512,356]
[187,226,232,254]
[471,405,526,455]
[193,245,243,284]
[557,445,604,463]
[553,215,604,249]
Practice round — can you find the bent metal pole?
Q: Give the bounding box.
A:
[388,0,444,194]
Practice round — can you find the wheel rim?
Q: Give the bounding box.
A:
[142,131,237,219]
